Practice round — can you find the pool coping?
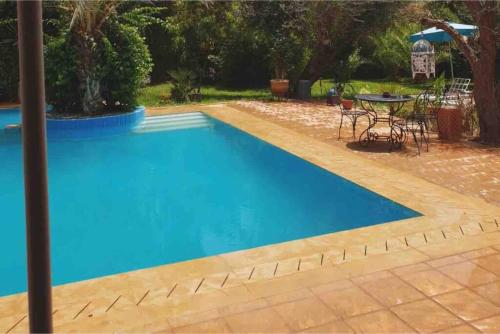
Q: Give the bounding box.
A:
[1,104,499,332]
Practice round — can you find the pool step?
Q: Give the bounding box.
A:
[134,112,212,133]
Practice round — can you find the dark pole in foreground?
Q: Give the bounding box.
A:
[17,1,53,332]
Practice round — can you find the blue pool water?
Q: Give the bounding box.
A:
[0,114,420,296]
[0,108,20,129]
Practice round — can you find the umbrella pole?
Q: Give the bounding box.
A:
[449,41,454,79]
[17,1,53,332]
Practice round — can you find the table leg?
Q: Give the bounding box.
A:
[358,100,378,147]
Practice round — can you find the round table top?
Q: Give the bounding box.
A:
[355,94,414,103]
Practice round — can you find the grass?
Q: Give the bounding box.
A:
[311,79,427,99]
[137,79,430,107]
[137,83,270,107]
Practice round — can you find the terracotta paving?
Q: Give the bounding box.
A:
[231,100,500,207]
[1,103,500,333]
[6,245,500,333]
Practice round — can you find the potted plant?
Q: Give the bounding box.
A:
[340,84,358,110]
[269,62,289,98]
[329,49,364,106]
[270,40,289,99]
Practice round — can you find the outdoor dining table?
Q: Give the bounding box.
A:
[355,94,415,151]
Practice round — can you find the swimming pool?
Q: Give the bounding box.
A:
[0,108,20,129]
[0,112,420,296]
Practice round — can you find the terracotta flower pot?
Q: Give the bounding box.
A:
[341,99,353,110]
[270,79,289,98]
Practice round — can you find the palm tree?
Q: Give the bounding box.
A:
[66,0,117,114]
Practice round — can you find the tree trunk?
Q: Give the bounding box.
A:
[473,64,500,144]
[72,33,104,115]
[422,7,500,145]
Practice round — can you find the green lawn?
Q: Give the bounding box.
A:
[137,83,271,107]
[138,79,429,107]
[311,79,427,99]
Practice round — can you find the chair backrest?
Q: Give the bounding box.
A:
[414,89,432,115]
[448,78,471,93]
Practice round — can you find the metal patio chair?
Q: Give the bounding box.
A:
[392,91,433,155]
[338,99,368,140]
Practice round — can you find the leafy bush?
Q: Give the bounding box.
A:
[330,49,365,98]
[0,6,18,102]
[45,35,81,114]
[370,22,419,79]
[168,69,196,102]
[218,25,271,88]
[45,20,152,115]
[100,22,153,112]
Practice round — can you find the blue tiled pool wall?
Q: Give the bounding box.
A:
[0,106,144,140]
[46,106,145,139]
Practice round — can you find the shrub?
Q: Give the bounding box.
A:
[45,35,81,114]
[100,22,153,112]
[45,20,152,115]
[370,22,419,79]
[0,15,18,102]
[168,69,196,102]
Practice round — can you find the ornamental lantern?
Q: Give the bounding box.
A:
[411,39,435,79]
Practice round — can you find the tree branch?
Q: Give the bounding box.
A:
[420,17,479,65]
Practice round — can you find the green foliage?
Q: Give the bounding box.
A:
[370,22,419,79]
[45,19,152,114]
[332,49,365,96]
[167,69,196,102]
[100,22,153,112]
[431,73,446,108]
[45,36,81,114]
[137,79,425,107]
[118,4,179,83]
[245,2,311,81]
[0,1,18,102]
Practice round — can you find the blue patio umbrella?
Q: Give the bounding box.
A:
[409,22,477,43]
[409,22,477,78]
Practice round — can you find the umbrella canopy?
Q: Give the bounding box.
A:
[409,22,477,43]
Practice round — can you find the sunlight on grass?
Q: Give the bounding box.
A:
[138,83,271,107]
[310,79,426,99]
[138,79,429,107]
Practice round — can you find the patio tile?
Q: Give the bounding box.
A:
[438,261,499,287]
[272,296,338,331]
[357,276,425,307]
[266,288,313,305]
[299,319,354,333]
[399,269,463,296]
[433,289,500,321]
[218,298,269,317]
[472,314,500,333]
[437,325,480,333]
[461,247,498,260]
[391,299,462,333]
[345,310,415,333]
[350,270,393,284]
[473,254,500,276]
[427,255,465,268]
[391,263,432,276]
[310,279,354,295]
[224,307,290,333]
[318,286,382,318]
[168,309,220,328]
[473,281,500,306]
[173,318,231,333]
